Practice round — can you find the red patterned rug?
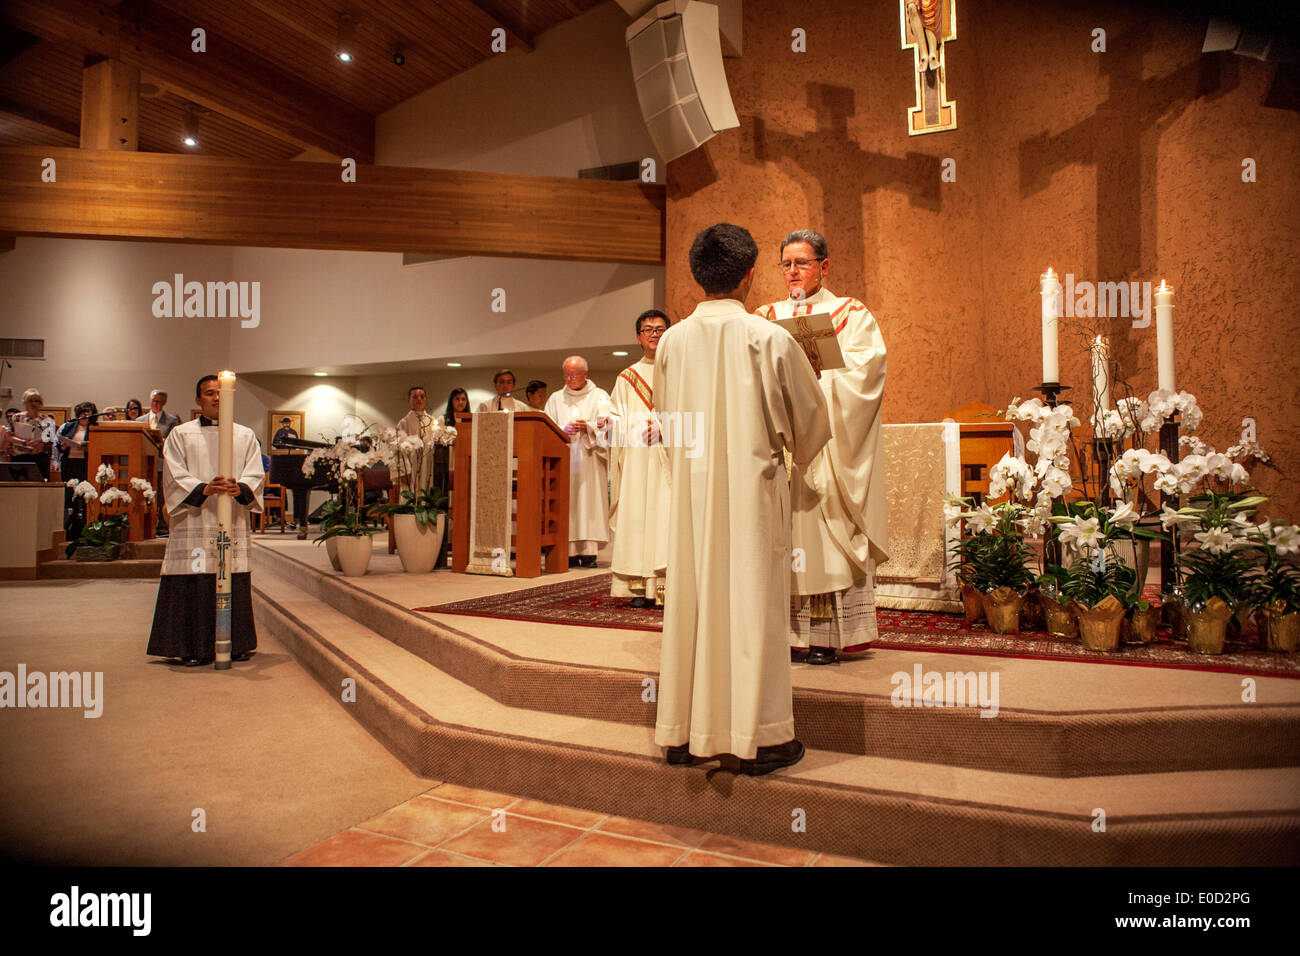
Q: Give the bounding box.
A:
[415,573,1300,678]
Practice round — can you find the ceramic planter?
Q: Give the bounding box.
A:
[1184,597,1233,655]
[393,513,445,574]
[981,587,1023,635]
[1043,599,1078,639]
[325,537,342,571]
[335,534,373,578]
[1260,601,1300,653]
[1073,595,1125,652]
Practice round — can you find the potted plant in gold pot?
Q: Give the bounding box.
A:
[1243,520,1300,653]
[948,499,1035,634]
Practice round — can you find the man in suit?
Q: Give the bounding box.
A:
[137,389,181,535]
[136,389,181,439]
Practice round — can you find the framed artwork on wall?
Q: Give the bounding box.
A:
[268,410,305,453]
[44,406,70,427]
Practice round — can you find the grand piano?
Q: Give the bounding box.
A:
[270,436,339,539]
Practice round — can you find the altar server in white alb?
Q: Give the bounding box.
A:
[608,309,672,607]
[146,375,265,666]
[655,224,830,775]
[544,356,613,567]
[755,229,889,665]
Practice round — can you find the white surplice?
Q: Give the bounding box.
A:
[756,285,889,648]
[397,409,436,490]
[544,381,613,556]
[608,357,670,602]
[653,298,830,760]
[476,396,530,413]
[160,419,265,576]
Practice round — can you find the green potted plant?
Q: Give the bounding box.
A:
[370,485,448,574]
[1242,519,1300,653]
[313,500,380,577]
[1044,501,1159,651]
[948,499,1035,634]
[1173,492,1263,654]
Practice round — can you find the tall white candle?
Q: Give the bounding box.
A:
[1091,336,1111,412]
[1040,268,1062,384]
[1154,279,1175,392]
[215,369,236,669]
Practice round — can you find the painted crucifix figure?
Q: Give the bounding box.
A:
[900,0,957,135]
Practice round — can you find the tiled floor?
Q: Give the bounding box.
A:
[281,782,880,867]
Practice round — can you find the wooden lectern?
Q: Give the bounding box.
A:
[86,422,161,541]
[947,401,1017,504]
[452,411,569,577]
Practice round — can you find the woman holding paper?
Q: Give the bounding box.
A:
[10,387,56,479]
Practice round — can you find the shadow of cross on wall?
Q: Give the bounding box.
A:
[742,82,943,301]
[1018,24,1239,369]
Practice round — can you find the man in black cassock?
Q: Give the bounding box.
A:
[146,375,265,666]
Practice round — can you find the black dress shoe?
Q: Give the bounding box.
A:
[629,596,653,608]
[805,645,838,665]
[232,651,251,662]
[666,744,694,766]
[568,556,582,568]
[580,555,597,568]
[180,657,202,667]
[739,740,805,776]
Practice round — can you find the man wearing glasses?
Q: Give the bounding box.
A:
[544,356,613,568]
[756,230,890,664]
[608,309,672,608]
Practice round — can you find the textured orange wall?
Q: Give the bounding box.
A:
[666,0,1300,517]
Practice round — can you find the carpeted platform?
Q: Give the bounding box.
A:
[417,573,1300,679]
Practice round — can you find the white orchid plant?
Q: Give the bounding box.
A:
[65,468,154,557]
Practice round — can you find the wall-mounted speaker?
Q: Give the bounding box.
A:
[626,0,739,163]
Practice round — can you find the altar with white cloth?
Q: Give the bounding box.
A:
[874,422,963,612]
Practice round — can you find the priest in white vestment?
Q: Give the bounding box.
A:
[477,369,530,412]
[755,230,889,664]
[655,224,830,775]
[608,309,672,607]
[544,356,613,567]
[396,385,436,490]
[147,374,265,666]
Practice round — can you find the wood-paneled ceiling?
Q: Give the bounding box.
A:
[0,0,606,160]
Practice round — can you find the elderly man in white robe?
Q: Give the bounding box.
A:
[609,309,671,608]
[755,229,889,665]
[544,356,613,568]
[146,374,265,666]
[655,223,830,776]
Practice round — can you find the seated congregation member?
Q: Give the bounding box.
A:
[444,388,469,426]
[477,369,529,412]
[146,375,264,667]
[10,388,56,479]
[525,380,548,410]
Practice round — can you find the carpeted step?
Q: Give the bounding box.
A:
[123,539,167,559]
[249,543,1300,779]
[38,558,161,579]
[251,564,1300,866]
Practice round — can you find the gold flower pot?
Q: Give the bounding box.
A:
[1072,595,1125,652]
[1124,605,1160,645]
[960,584,986,626]
[1021,588,1046,631]
[981,587,1023,635]
[1184,597,1233,655]
[1044,599,1078,639]
[1261,601,1300,653]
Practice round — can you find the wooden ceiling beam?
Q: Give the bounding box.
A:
[0,146,665,265]
[0,97,80,142]
[0,0,375,161]
[79,58,138,150]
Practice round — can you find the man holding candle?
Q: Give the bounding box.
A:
[146,374,265,667]
[755,230,889,664]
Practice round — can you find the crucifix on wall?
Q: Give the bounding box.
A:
[900,0,957,135]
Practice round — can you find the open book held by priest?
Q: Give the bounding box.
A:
[773,312,845,377]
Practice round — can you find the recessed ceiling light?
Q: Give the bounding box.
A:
[182,107,199,148]
[446,362,462,367]
[336,14,357,62]
[314,372,328,377]
[612,351,629,356]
